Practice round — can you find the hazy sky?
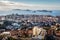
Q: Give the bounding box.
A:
[10,0,60,4]
[0,0,60,11]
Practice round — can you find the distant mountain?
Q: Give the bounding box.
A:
[0,9,60,16]
[13,9,52,13]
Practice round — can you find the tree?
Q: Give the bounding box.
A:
[7,37,17,40]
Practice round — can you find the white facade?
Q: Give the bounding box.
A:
[1,17,5,20]
[0,32,11,36]
[33,26,46,39]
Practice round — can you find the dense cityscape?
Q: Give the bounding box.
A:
[0,0,60,40]
[0,14,60,40]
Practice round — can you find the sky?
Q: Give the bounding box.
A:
[0,0,60,11]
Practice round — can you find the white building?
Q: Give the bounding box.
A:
[33,26,46,39]
[0,32,11,36]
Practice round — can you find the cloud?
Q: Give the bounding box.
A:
[0,1,60,11]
